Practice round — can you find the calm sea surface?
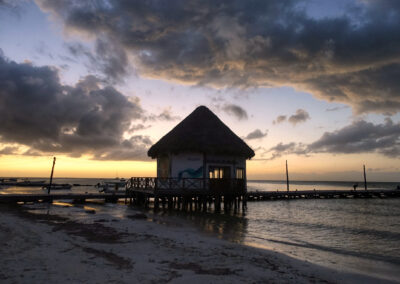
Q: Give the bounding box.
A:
[1,178,400,282]
[248,179,399,191]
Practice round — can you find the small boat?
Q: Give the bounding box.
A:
[0,178,17,184]
[0,178,18,186]
[18,180,46,187]
[97,178,126,193]
[0,178,46,187]
[42,183,72,190]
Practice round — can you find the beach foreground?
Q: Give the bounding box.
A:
[0,204,395,284]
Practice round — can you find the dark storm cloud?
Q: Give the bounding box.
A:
[308,119,400,157]
[22,149,43,156]
[303,64,400,114]
[0,146,19,155]
[37,0,400,114]
[0,54,149,160]
[222,104,248,120]
[245,129,268,140]
[67,40,129,83]
[266,119,400,159]
[94,135,152,160]
[288,109,310,125]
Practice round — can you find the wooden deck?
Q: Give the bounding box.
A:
[125,177,246,211]
[126,177,245,193]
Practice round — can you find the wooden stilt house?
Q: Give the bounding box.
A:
[147,105,254,194]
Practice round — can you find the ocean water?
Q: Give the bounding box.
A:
[149,198,400,282]
[248,179,399,191]
[1,178,400,282]
[243,198,400,282]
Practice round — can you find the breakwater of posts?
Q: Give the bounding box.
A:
[124,178,400,212]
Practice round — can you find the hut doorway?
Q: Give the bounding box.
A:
[158,156,170,178]
[209,166,231,194]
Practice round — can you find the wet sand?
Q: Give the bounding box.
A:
[0,204,395,283]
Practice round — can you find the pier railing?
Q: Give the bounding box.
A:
[126,177,245,195]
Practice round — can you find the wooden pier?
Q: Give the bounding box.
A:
[247,189,400,201]
[1,179,399,211]
[125,177,400,211]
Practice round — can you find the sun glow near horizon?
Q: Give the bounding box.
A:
[1,151,399,182]
[0,155,156,178]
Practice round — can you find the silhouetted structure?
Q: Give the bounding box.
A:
[148,105,254,160]
[128,106,255,211]
[148,105,254,183]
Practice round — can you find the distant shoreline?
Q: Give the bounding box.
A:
[1,177,399,184]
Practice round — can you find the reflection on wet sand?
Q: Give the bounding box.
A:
[152,208,249,243]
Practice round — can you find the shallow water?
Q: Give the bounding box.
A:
[243,198,400,282]
[2,178,400,282]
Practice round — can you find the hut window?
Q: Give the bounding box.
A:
[219,168,224,178]
[209,166,231,179]
[236,168,244,179]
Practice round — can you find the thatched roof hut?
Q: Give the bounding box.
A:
[148,106,254,159]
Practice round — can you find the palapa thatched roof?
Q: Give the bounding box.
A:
[148,106,255,159]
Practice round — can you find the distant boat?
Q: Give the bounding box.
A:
[42,183,72,190]
[19,180,46,186]
[0,178,19,186]
[97,178,126,193]
[0,178,46,187]
[0,178,17,183]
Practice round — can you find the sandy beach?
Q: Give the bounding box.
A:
[0,203,395,284]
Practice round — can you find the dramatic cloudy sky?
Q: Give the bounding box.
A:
[0,0,399,180]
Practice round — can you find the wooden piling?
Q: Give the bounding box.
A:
[363,164,368,190]
[286,160,289,192]
[47,157,56,194]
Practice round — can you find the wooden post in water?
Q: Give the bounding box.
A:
[363,164,367,190]
[48,157,56,194]
[286,160,289,192]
